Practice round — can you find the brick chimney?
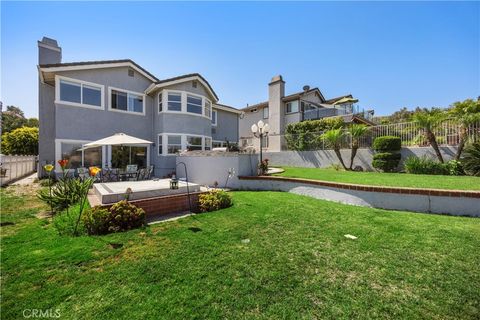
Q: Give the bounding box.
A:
[38,37,61,65]
[268,75,285,151]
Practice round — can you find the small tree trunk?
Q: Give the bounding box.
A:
[426,129,444,163]
[455,126,467,161]
[349,141,358,170]
[334,147,348,170]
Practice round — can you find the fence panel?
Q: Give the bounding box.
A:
[0,155,37,186]
[277,120,480,151]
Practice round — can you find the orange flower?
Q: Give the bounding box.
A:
[58,159,69,169]
[89,166,101,177]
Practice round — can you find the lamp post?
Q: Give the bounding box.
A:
[251,120,270,164]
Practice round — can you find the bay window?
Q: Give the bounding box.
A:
[204,100,211,118]
[187,95,202,114]
[167,135,182,154]
[186,136,202,151]
[167,92,182,111]
[205,137,212,150]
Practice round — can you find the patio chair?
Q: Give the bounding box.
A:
[76,167,89,180]
[126,165,138,181]
[136,168,147,181]
[102,168,119,182]
[146,165,154,180]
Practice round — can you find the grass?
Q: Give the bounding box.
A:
[274,166,480,191]
[1,185,480,319]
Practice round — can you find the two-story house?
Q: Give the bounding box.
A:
[37,37,241,177]
[239,75,374,151]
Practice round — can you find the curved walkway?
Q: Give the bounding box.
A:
[238,175,480,217]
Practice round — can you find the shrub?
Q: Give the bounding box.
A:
[373,136,401,152]
[199,190,232,212]
[372,153,401,172]
[285,118,344,151]
[404,156,449,175]
[462,142,480,176]
[1,126,38,155]
[83,200,145,235]
[258,159,269,175]
[444,160,465,176]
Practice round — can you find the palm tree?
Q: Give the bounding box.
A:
[321,128,347,170]
[449,98,480,160]
[348,124,369,170]
[413,108,447,163]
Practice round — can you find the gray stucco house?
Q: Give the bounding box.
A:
[38,37,241,177]
[239,75,375,152]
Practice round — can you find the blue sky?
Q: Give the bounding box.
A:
[1,1,479,118]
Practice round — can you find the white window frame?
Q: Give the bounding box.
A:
[158,134,163,155]
[204,99,212,119]
[54,139,106,172]
[158,92,163,113]
[211,109,218,126]
[158,90,212,120]
[158,133,213,156]
[204,137,212,150]
[55,75,105,110]
[186,134,203,151]
[186,93,204,116]
[263,106,269,119]
[108,86,146,116]
[286,100,299,114]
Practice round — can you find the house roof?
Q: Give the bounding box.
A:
[324,94,353,105]
[240,87,325,111]
[213,103,242,114]
[152,73,219,101]
[39,59,159,82]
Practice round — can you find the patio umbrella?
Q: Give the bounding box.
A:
[80,133,153,167]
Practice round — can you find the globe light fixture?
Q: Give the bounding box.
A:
[251,120,270,165]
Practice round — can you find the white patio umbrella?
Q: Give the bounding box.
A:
[81,133,153,167]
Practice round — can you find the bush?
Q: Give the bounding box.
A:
[372,152,401,161]
[372,156,401,172]
[444,160,465,176]
[404,156,449,175]
[1,126,38,155]
[373,136,401,152]
[462,142,480,176]
[199,190,233,212]
[83,200,145,235]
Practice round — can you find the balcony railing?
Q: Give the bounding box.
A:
[301,104,373,122]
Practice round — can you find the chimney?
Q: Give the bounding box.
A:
[38,37,61,65]
[267,75,285,151]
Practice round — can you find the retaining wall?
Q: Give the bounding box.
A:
[238,176,480,217]
[264,146,459,170]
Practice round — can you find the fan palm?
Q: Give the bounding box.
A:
[462,142,480,176]
[413,108,447,163]
[348,124,369,170]
[321,128,347,170]
[449,98,480,160]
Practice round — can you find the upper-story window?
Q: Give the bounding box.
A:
[204,100,211,118]
[263,107,269,119]
[110,88,144,114]
[167,92,182,111]
[56,76,103,109]
[187,95,202,114]
[212,109,217,126]
[159,90,212,120]
[286,101,299,114]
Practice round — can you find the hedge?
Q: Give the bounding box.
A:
[372,136,401,152]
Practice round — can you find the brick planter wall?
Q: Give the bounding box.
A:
[99,191,205,216]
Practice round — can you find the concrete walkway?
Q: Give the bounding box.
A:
[11,173,37,186]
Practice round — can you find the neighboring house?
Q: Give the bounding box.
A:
[37,37,241,177]
[239,75,375,152]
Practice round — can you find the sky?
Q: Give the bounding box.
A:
[1,1,479,118]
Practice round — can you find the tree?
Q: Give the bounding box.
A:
[448,98,480,160]
[348,124,369,170]
[1,105,38,134]
[413,108,447,163]
[321,128,347,170]
[1,126,39,155]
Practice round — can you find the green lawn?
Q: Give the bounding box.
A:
[1,185,480,319]
[274,166,480,191]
